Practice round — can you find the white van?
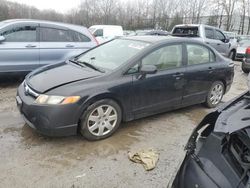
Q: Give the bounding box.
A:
[89,25,123,44]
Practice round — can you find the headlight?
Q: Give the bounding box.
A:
[35,95,80,105]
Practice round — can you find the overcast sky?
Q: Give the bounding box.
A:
[7,0,82,13]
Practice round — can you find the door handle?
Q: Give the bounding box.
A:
[66,44,74,48]
[173,72,184,79]
[217,43,221,45]
[206,42,210,44]
[208,67,213,73]
[25,44,36,48]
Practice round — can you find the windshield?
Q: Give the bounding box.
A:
[77,39,150,71]
[239,40,250,47]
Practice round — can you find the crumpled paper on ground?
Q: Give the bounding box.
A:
[128,149,159,171]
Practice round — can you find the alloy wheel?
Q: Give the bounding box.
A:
[209,84,223,105]
[87,105,118,136]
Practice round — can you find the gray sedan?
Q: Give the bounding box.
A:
[0,19,98,74]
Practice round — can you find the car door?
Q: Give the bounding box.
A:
[204,27,219,50]
[131,43,186,118]
[214,29,230,56]
[39,24,76,67]
[0,23,39,73]
[182,43,218,106]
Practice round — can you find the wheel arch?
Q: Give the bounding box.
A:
[77,92,125,125]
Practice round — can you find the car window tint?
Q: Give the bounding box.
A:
[142,45,182,70]
[215,30,225,40]
[94,29,103,37]
[40,27,73,42]
[205,28,214,39]
[187,44,215,65]
[74,31,91,42]
[173,27,199,36]
[1,25,36,42]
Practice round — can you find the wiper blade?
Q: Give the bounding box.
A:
[69,59,85,67]
[81,61,105,73]
[69,59,104,73]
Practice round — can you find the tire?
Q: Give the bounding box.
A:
[242,65,249,73]
[80,99,122,141]
[228,50,236,60]
[205,81,225,108]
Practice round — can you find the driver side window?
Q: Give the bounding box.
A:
[215,30,225,41]
[141,44,182,70]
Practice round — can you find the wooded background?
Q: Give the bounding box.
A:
[0,0,249,34]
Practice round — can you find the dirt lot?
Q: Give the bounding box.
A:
[0,61,248,188]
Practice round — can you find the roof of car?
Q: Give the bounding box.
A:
[0,19,87,31]
[122,35,200,44]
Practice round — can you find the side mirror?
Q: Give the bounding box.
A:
[0,36,5,43]
[140,64,157,75]
[222,38,230,43]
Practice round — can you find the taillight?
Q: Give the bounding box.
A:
[88,29,99,45]
[246,47,250,55]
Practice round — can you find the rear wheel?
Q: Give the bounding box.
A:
[80,99,122,141]
[205,81,225,108]
[242,65,249,73]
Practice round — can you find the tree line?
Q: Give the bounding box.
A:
[0,0,250,34]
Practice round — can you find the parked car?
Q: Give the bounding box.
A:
[16,36,234,140]
[89,25,123,44]
[123,30,136,36]
[224,31,239,43]
[170,91,250,188]
[238,35,250,41]
[172,24,237,60]
[237,39,250,60]
[242,44,250,73]
[0,19,98,74]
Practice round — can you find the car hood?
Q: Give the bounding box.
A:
[26,62,102,93]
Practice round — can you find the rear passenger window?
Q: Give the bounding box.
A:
[40,27,73,42]
[142,45,182,70]
[1,25,37,42]
[205,28,214,39]
[187,44,215,65]
[73,31,91,42]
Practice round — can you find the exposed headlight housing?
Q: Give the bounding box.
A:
[35,95,80,105]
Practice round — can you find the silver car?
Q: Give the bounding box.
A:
[0,19,98,74]
[172,24,237,60]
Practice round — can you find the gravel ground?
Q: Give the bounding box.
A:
[0,61,248,188]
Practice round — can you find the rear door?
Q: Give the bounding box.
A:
[182,43,219,106]
[131,43,186,117]
[0,22,39,73]
[38,25,77,67]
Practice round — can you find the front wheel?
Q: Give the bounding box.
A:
[228,50,236,60]
[80,99,122,141]
[205,81,225,108]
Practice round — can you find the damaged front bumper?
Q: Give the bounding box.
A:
[170,91,250,188]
